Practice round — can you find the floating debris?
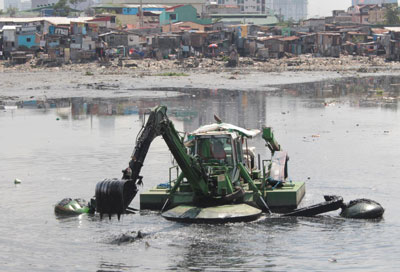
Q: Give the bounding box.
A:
[109,231,146,245]
[54,198,92,216]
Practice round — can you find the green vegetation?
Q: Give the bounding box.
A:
[53,0,71,16]
[53,0,84,16]
[277,18,294,27]
[69,0,85,9]
[6,7,18,17]
[385,5,400,25]
[156,72,189,77]
[84,70,94,76]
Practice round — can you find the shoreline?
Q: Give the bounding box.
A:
[2,55,400,102]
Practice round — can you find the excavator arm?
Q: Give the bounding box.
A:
[95,106,209,218]
[262,127,288,184]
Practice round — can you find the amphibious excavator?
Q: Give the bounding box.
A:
[57,106,383,222]
[94,105,307,222]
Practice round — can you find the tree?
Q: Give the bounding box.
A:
[69,0,85,10]
[0,9,4,15]
[53,0,71,16]
[6,7,18,17]
[84,7,95,16]
[385,5,400,25]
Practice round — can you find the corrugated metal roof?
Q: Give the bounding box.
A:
[219,17,278,26]
[385,27,400,33]
[281,36,299,41]
[2,25,17,30]
[0,17,93,25]
[93,3,168,8]
[371,28,388,34]
[257,36,282,42]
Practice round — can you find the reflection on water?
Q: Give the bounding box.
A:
[6,75,398,135]
[0,75,399,271]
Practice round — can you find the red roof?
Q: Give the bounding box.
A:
[165,4,184,11]
[281,36,299,41]
[371,28,388,34]
[88,16,112,22]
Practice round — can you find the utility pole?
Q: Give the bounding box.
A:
[139,0,144,28]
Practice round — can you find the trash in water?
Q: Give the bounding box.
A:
[54,198,93,216]
[109,231,146,245]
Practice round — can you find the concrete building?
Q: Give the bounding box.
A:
[211,0,306,19]
[4,0,20,9]
[20,0,31,10]
[218,0,266,13]
[31,0,95,10]
[352,0,397,5]
[268,0,307,21]
[99,0,207,14]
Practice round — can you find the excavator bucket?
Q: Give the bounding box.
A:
[95,178,138,219]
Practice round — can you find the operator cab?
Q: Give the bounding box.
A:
[186,131,248,185]
[191,135,233,164]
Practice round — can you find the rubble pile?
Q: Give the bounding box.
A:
[2,54,400,75]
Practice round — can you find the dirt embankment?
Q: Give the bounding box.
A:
[2,54,400,102]
[2,54,400,74]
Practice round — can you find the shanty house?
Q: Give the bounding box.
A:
[257,36,284,58]
[301,18,326,33]
[1,26,17,58]
[159,5,211,26]
[383,27,400,61]
[316,32,341,57]
[281,36,302,55]
[299,33,317,53]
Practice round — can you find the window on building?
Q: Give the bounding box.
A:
[111,17,116,23]
[26,38,31,42]
[170,14,176,20]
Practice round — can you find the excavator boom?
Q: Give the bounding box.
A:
[95,106,209,218]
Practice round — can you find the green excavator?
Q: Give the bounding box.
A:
[94,105,305,222]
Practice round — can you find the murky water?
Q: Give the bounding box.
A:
[1,76,400,271]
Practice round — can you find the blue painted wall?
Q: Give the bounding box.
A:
[122,7,164,15]
[17,34,38,48]
[144,7,164,12]
[122,8,139,15]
